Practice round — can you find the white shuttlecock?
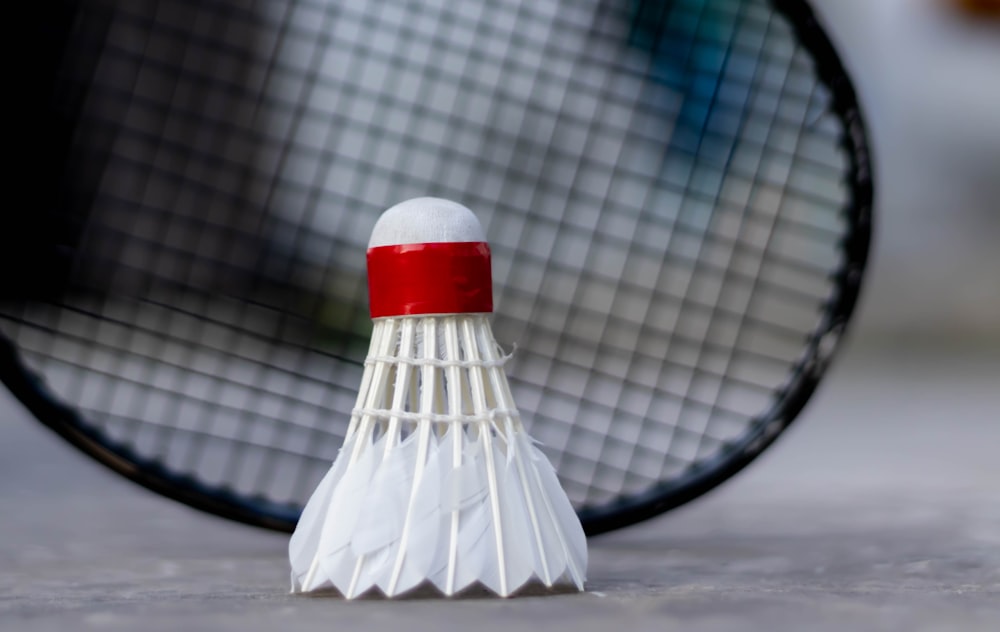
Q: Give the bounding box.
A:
[289,197,587,598]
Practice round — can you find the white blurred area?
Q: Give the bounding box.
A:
[814,0,1000,342]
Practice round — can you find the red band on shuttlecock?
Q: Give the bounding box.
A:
[367,241,493,318]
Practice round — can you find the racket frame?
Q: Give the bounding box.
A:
[0,0,872,536]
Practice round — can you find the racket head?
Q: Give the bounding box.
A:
[1,0,872,535]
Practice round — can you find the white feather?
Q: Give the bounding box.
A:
[313,433,382,591]
[288,435,356,589]
[433,431,493,594]
[381,437,443,595]
[502,427,564,586]
[382,318,445,596]
[351,434,416,557]
[425,425,461,591]
[522,432,588,589]
[476,326,559,589]
[493,434,536,592]
[343,433,417,595]
[288,313,588,598]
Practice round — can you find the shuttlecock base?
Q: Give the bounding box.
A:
[294,577,584,600]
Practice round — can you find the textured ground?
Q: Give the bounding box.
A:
[2,340,997,632]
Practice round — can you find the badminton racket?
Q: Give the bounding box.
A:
[1,0,872,535]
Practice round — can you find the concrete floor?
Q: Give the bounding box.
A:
[2,339,997,631]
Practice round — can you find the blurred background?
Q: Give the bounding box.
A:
[817,0,999,342]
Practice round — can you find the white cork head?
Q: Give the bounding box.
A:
[368,197,485,248]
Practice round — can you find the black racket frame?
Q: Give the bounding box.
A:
[0,0,872,536]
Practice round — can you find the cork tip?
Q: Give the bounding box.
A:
[368,198,485,248]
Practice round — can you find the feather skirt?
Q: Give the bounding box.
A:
[289,314,587,598]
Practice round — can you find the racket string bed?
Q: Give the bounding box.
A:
[0,0,871,533]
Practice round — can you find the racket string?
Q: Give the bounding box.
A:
[0,0,864,517]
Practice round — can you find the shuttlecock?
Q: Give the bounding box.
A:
[289,197,587,598]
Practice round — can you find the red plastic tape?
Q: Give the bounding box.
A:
[367,241,493,318]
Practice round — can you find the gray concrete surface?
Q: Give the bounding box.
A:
[2,339,998,631]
